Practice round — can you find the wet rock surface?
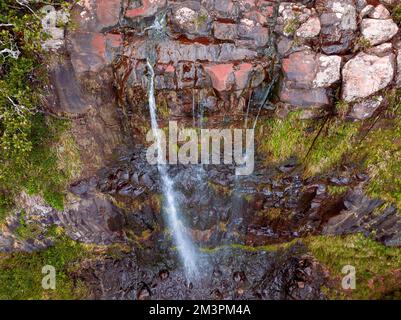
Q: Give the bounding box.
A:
[75,243,328,300]
[94,146,396,251]
[324,189,401,247]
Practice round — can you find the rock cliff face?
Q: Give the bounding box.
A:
[58,0,401,119]
[1,0,401,300]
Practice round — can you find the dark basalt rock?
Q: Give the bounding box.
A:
[323,189,401,247]
[56,191,126,245]
[74,253,139,300]
[75,243,327,300]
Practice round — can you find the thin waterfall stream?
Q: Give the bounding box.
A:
[146,59,201,280]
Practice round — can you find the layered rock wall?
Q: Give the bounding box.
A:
[64,0,401,120]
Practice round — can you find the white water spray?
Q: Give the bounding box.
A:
[146,59,200,280]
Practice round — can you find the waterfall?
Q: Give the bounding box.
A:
[146,60,200,280]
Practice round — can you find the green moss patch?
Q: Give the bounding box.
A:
[257,112,360,177]
[0,230,88,300]
[257,111,317,165]
[350,90,401,209]
[200,240,298,254]
[305,234,401,300]
[327,185,350,196]
[305,119,360,176]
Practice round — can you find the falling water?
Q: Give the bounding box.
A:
[146,59,200,280]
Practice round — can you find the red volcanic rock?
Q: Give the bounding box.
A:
[279,50,342,107]
[96,0,121,28]
[105,33,123,48]
[71,0,122,32]
[91,33,106,58]
[104,33,123,62]
[282,51,316,89]
[69,32,123,74]
[69,32,106,73]
[125,0,166,18]
[204,63,235,92]
[165,64,175,73]
[204,63,257,91]
[234,63,253,90]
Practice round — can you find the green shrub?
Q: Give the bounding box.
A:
[0,1,72,220]
[0,114,71,219]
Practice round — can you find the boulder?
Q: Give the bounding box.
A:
[366,42,393,56]
[282,50,341,89]
[368,4,391,19]
[204,0,240,19]
[342,52,395,102]
[68,32,122,74]
[296,16,321,38]
[313,55,342,88]
[234,63,254,90]
[349,97,383,120]
[71,0,122,32]
[317,0,358,54]
[361,18,399,46]
[96,0,122,28]
[359,5,374,19]
[280,50,341,107]
[170,2,212,39]
[282,51,317,89]
[317,0,357,31]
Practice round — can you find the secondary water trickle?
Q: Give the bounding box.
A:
[146,59,201,280]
